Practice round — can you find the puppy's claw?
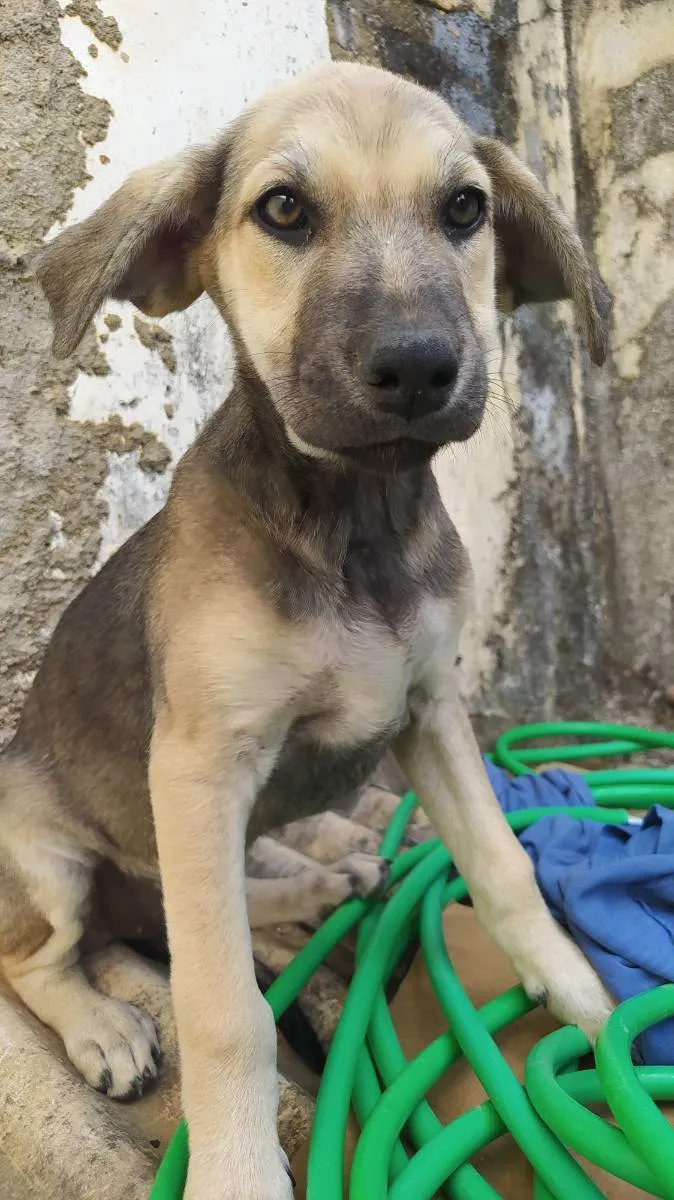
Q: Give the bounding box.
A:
[96,1067,113,1094]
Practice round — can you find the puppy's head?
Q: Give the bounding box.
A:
[37,63,610,472]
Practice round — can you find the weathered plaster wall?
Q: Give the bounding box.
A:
[571,0,674,709]
[1,0,111,742]
[1,0,673,742]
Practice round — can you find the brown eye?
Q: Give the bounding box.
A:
[254,189,312,244]
[443,187,485,235]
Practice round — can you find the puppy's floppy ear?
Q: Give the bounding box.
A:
[474,137,611,365]
[35,135,230,358]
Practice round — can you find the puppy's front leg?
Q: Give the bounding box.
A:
[150,714,292,1200]
[394,684,613,1041]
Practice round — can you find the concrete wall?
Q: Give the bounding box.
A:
[1,0,673,745]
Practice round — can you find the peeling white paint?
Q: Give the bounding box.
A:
[55,0,331,565]
[597,152,674,368]
[426,0,495,19]
[48,510,66,551]
[575,4,674,386]
[576,0,674,165]
[514,0,587,460]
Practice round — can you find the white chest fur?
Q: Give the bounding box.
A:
[305,595,464,748]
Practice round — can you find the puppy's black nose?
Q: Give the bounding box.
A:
[362,330,459,420]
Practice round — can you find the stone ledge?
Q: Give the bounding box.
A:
[0,945,313,1199]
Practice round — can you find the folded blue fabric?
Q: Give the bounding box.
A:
[482,758,674,1064]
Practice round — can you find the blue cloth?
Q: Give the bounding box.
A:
[483,759,674,1064]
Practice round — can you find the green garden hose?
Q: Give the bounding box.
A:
[149,722,674,1200]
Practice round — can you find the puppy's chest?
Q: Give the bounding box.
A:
[308,628,410,745]
[298,594,456,747]
[249,599,456,840]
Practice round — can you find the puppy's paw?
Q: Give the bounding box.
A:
[402,822,434,847]
[64,995,161,1100]
[310,854,391,921]
[333,851,391,900]
[185,1144,294,1200]
[505,918,614,1043]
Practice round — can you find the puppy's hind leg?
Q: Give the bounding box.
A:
[0,765,160,1099]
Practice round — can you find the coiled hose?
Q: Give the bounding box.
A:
[150,722,674,1200]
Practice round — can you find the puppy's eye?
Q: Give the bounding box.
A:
[443,187,485,236]
[254,189,312,244]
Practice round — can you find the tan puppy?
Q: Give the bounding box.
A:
[1,63,611,1199]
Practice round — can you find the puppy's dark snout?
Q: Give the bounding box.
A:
[362,330,459,421]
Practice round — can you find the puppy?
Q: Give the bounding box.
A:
[1,62,612,1199]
